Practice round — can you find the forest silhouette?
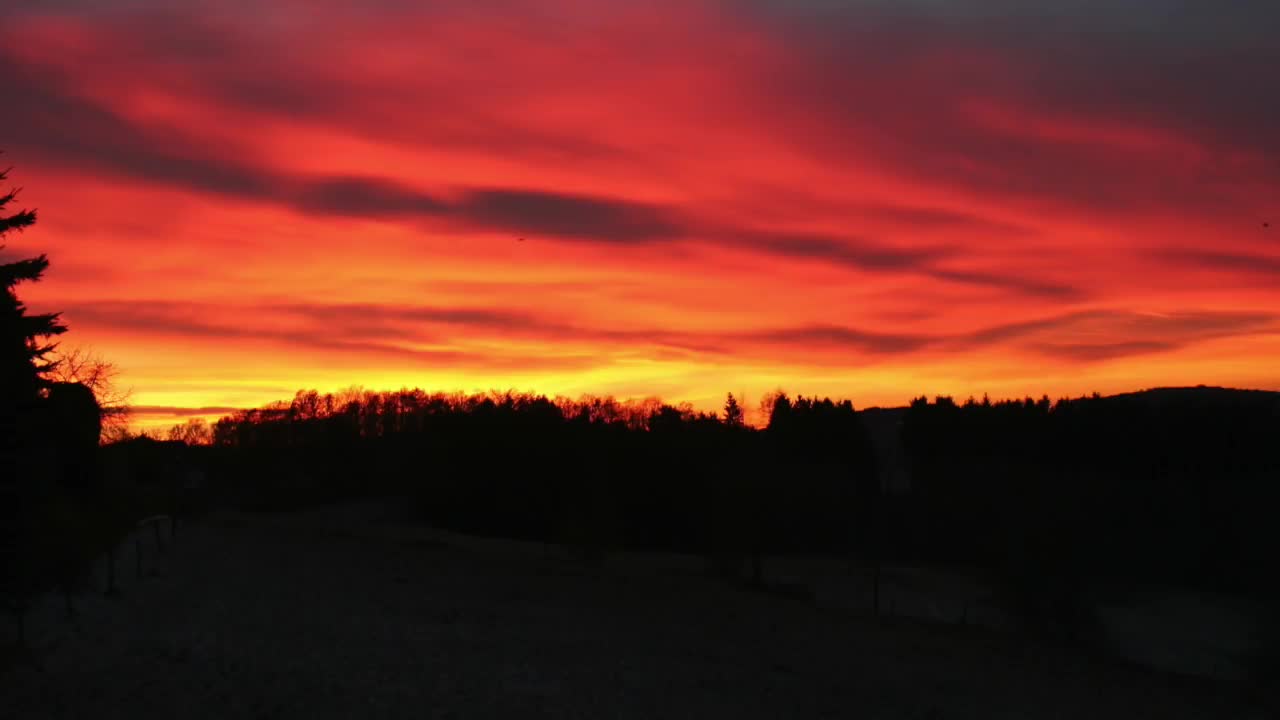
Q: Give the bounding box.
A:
[186,384,1280,602]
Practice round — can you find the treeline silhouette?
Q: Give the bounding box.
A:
[204,389,879,561]
[197,384,1280,600]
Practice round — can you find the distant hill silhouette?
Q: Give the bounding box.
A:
[1107,385,1280,407]
[863,385,1280,491]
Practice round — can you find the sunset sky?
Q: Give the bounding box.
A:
[3,0,1278,429]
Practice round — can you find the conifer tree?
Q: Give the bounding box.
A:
[1,162,65,411]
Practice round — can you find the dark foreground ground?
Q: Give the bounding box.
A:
[2,500,1268,719]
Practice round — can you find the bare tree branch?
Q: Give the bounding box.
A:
[46,345,134,441]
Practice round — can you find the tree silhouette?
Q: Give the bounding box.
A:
[722,392,744,428]
[1,163,129,634]
[1,165,65,418]
[48,345,132,440]
[168,417,212,445]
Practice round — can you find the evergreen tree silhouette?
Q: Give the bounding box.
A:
[2,162,106,633]
[1,164,66,419]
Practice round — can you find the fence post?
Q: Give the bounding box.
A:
[872,563,881,618]
[105,545,118,596]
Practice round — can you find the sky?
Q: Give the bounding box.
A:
[2,0,1278,429]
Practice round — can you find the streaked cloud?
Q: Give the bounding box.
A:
[2,0,1277,418]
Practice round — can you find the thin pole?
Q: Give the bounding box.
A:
[873,562,881,617]
[105,545,118,596]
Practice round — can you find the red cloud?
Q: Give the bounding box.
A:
[3,0,1278,417]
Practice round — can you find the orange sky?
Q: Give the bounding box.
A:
[3,0,1278,430]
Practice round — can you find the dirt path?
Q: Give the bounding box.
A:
[1,501,1264,719]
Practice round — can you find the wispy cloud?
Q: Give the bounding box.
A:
[3,0,1278,413]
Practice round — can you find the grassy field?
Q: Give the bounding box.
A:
[2,499,1268,719]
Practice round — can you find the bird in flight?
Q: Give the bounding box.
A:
[517,237,526,242]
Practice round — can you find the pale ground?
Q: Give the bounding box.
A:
[2,499,1269,719]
